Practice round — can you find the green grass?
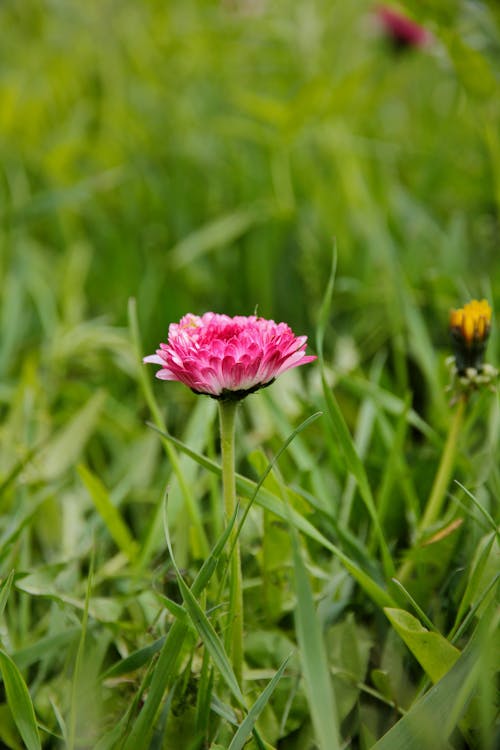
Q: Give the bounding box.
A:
[0,0,499,748]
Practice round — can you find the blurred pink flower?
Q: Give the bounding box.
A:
[144,312,316,400]
[376,5,431,49]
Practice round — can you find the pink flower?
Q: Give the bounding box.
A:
[375,5,431,49]
[144,313,316,400]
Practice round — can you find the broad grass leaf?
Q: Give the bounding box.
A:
[228,655,291,750]
[316,248,394,578]
[0,703,25,750]
[326,614,372,722]
[13,628,82,670]
[168,206,266,269]
[0,649,41,750]
[371,630,482,750]
[148,424,396,611]
[101,637,166,680]
[78,464,138,561]
[337,374,437,445]
[129,298,212,562]
[320,374,394,578]
[122,502,237,750]
[384,608,460,684]
[452,531,497,633]
[0,570,14,617]
[444,32,497,98]
[163,499,245,708]
[16,569,122,623]
[177,572,245,706]
[289,522,340,750]
[38,390,106,481]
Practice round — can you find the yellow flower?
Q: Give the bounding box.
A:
[449,299,491,345]
[449,299,492,375]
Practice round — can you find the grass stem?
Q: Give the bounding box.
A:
[398,396,466,583]
[219,399,244,687]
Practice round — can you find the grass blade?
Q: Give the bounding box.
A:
[168,206,265,269]
[371,623,484,750]
[0,649,41,750]
[129,297,211,560]
[78,464,138,562]
[316,248,395,578]
[384,608,460,684]
[147,422,395,610]
[288,504,341,750]
[122,495,238,750]
[162,495,245,708]
[0,570,15,618]
[38,390,106,481]
[228,655,291,750]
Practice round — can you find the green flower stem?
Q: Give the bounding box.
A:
[398,396,466,583]
[218,399,243,687]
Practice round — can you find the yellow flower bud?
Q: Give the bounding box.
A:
[449,299,492,375]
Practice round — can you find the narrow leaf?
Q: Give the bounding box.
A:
[163,497,245,707]
[168,207,265,269]
[0,570,15,618]
[228,655,291,750]
[372,630,482,750]
[122,499,237,750]
[316,249,394,577]
[290,526,341,750]
[384,608,460,684]
[39,390,106,480]
[0,649,41,750]
[147,423,396,611]
[101,637,166,680]
[78,464,138,561]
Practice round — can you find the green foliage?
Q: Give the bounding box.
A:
[0,0,499,748]
[0,650,41,750]
[384,608,460,684]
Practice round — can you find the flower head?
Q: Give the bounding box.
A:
[375,5,431,50]
[144,313,316,400]
[449,299,492,375]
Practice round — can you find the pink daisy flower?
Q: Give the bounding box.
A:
[376,5,431,49]
[144,312,316,400]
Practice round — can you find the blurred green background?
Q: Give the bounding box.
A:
[1,3,499,747]
[2,0,499,383]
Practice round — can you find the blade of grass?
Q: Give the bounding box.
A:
[147,422,396,610]
[0,570,15,618]
[128,297,210,561]
[38,390,106,481]
[450,572,499,645]
[383,608,461,684]
[68,547,94,750]
[390,579,439,633]
[228,655,291,750]
[78,464,138,562]
[316,246,395,578]
[454,481,500,539]
[228,411,323,564]
[282,479,341,750]
[371,613,494,750]
[101,637,166,681]
[162,494,245,708]
[121,495,238,750]
[339,351,384,527]
[195,648,214,738]
[0,650,41,750]
[168,205,266,270]
[13,627,83,671]
[337,374,438,445]
[449,531,496,638]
